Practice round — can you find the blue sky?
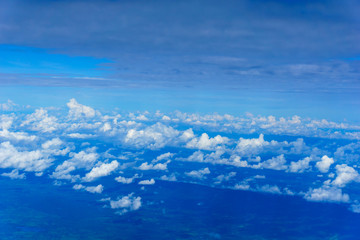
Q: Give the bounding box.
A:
[0,0,359,121]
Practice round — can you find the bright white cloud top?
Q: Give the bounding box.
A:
[1,99,360,215]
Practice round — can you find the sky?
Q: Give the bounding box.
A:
[0,0,359,120]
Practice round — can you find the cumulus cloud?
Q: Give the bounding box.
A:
[160,173,177,182]
[138,179,155,185]
[331,164,360,187]
[153,152,174,162]
[0,100,18,111]
[73,184,104,193]
[138,162,168,171]
[107,193,142,215]
[83,160,119,182]
[304,186,350,203]
[260,154,287,171]
[115,174,139,184]
[51,147,99,181]
[0,141,52,172]
[185,167,210,179]
[186,133,229,150]
[257,184,282,194]
[214,172,236,184]
[67,98,96,119]
[1,169,26,179]
[288,157,311,173]
[21,108,59,132]
[316,155,334,173]
[124,123,179,149]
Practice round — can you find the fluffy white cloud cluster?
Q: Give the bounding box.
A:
[138,162,168,171]
[331,164,360,187]
[316,155,334,173]
[138,179,155,185]
[73,184,104,194]
[304,186,350,203]
[124,123,179,149]
[83,160,119,182]
[2,98,360,215]
[1,169,26,179]
[107,193,142,215]
[21,108,59,133]
[185,167,210,179]
[186,133,229,150]
[67,98,96,119]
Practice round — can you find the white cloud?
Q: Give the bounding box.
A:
[83,160,119,182]
[124,123,179,149]
[160,173,177,181]
[234,183,250,190]
[138,162,168,171]
[236,134,266,154]
[331,164,360,187]
[214,172,236,184]
[1,169,26,179]
[316,155,334,173]
[304,186,350,203]
[257,184,282,194]
[115,174,139,184]
[185,167,210,179]
[138,179,155,185]
[85,184,104,194]
[51,147,99,181]
[0,100,17,111]
[73,183,103,193]
[0,129,37,142]
[108,193,142,214]
[350,201,360,213]
[288,156,311,173]
[67,98,96,119]
[21,108,59,132]
[186,133,229,150]
[153,152,174,162]
[260,154,287,171]
[0,141,52,172]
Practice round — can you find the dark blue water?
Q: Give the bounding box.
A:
[1,176,359,240]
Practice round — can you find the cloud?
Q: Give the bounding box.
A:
[153,152,174,162]
[185,167,210,179]
[21,108,59,132]
[214,172,236,185]
[138,179,155,185]
[73,184,104,194]
[304,186,350,203]
[138,162,168,171]
[0,141,52,172]
[83,160,119,182]
[186,133,229,150]
[115,174,139,184]
[257,184,282,194]
[160,173,177,182]
[1,169,26,179]
[288,157,311,173]
[0,100,18,111]
[67,98,96,119]
[316,155,334,173]
[108,193,142,215]
[124,123,179,149]
[51,147,99,181]
[331,164,360,187]
[350,201,360,213]
[260,154,287,171]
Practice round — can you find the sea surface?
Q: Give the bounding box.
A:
[1,175,360,240]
